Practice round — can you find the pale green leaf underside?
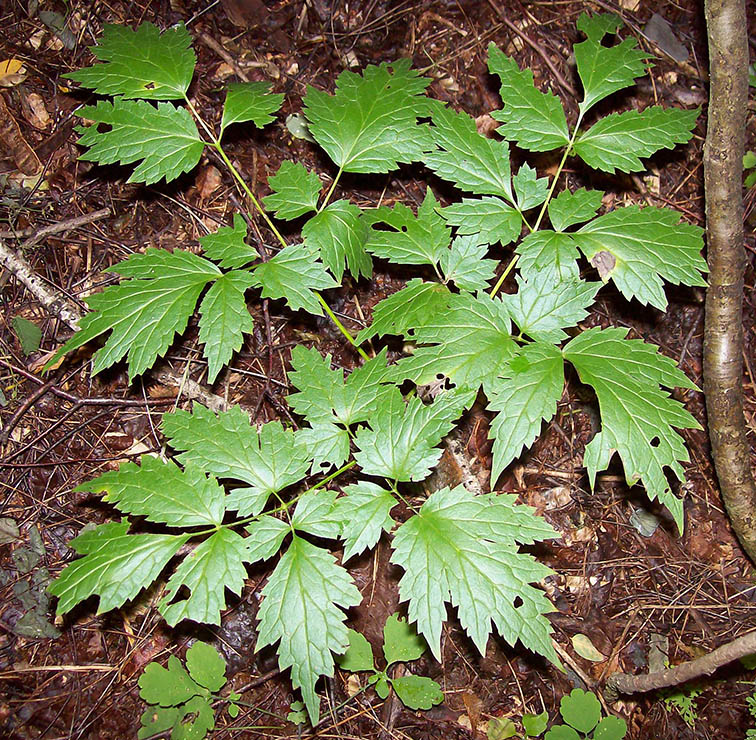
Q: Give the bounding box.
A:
[442,196,522,247]
[221,81,284,133]
[251,243,338,315]
[199,213,258,269]
[488,43,570,152]
[160,528,249,626]
[564,327,701,531]
[49,521,189,615]
[67,22,195,99]
[548,188,603,232]
[487,343,565,481]
[336,482,397,561]
[391,486,558,664]
[256,536,361,724]
[423,105,513,200]
[76,99,204,184]
[304,58,434,173]
[574,206,707,309]
[263,161,322,220]
[75,456,225,527]
[440,235,497,292]
[573,106,699,173]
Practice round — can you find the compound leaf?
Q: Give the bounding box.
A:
[304,59,434,173]
[391,486,558,663]
[487,342,565,481]
[353,388,474,482]
[577,11,623,41]
[75,456,225,527]
[76,99,204,184]
[516,230,581,282]
[67,22,195,99]
[335,482,396,561]
[251,243,338,315]
[296,422,350,474]
[159,528,249,626]
[199,214,258,269]
[548,188,604,232]
[302,200,371,281]
[163,406,310,516]
[440,235,498,292]
[221,81,283,133]
[244,516,290,564]
[573,106,699,173]
[256,536,361,724]
[488,43,570,152]
[291,490,341,539]
[198,270,256,383]
[364,189,451,267]
[442,196,522,247]
[559,689,601,734]
[263,161,322,220]
[573,206,707,309]
[383,613,426,665]
[139,655,201,707]
[185,642,227,693]
[423,105,513,200]
[563,327,701,530]
[49,520,189,615]
[512,163,549,211]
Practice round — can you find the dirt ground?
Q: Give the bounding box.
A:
[1,0,756,738]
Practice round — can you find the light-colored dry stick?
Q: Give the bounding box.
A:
[20,207,111,248]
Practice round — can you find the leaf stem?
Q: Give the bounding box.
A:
[318,165,344,213]
[318,294,371,361]
[489,254,519,297]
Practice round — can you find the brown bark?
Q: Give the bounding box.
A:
[702,0,756,561]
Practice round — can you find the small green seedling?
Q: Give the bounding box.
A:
[744,151,756,188]
[522,710,549,736]
[544,689,626,740]
[337,612,444,711]
[746,689,756,739]
[138,641,235,740]
[660,683,703,728]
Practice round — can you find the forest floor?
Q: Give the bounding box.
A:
[2,0,756,738]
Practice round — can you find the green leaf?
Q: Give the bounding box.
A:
[49,521,189,615]
[487,342,564,481]
[522,710,549,736]
[516,231,581,281]
[250,243,338,315]
[563,327,701,531]
[487,717,518,740]
[375,675,391,699]
[46,248,219,380]
[574,34,647,115]
[548,188,603,232]
[75,456,225,527]
[199,214,258,269]
[185,642,227,693]
[423,105,513,199]
[296,422,351,474]
[221,81,283,133]
[173,694,215,740]
[263,161,322,220]
[244,516,290,563]
[577,11,623,42]
[573,205,707,310]
[594,715,628,739]
[288,346,392,427]
[544,726,580,740]
[512,164,549,211]
[364,189,451,267]
[488,43,570,152]
[76,99,204,184]
[389,292,517,390]
[302,200,371,281]
[67,22,195,99]
[256,536,361,724]
[337,629,375,673]
[291,490,341,539]
[744,151,756,169]
[12,316,41,355]
[383,613,426,665]
[139,655,202,706]
[442,196,522,247]
[159,528,249,626]
[355,279,451,343]
[198,270,256,383]
[501,268,601,343]
[573,106,699,173]
[391,486,558,663]
[391,675,444,710]
[354,388,474,482]
[440,235,497,292]
[163,406,310,516]
[335,482,396,561]
[139,706,180,739]
[559,689,601,733]
[304,58,434,173]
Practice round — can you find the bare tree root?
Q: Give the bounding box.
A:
[703,0,756,560]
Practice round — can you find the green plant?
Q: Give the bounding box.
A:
[337,612,443,710]
[661,683,703,728]
[46,13,704,725]
[544,689,626,739]
[138,641,239,740]
[744,150,756,188]
[746,688,756,738]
